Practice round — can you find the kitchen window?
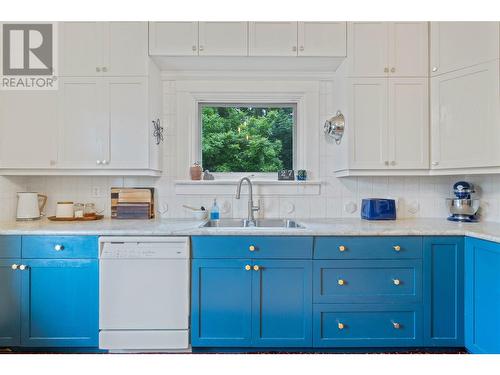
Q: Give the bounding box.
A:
[199,103,296,174]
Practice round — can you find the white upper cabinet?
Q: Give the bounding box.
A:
[389,78,429,169]
[348,22,389,77]
[148,22,198,56]
[348,22,428,77]
[430,60,500,170]
[57,78,107,169]
[430,22,499,76]
[347,78,389,169]
[297,22,346,57]
[106,22,148,76]
[249,22,298,56]
[60,22,149,76]
[198,22,248,56]
[105,77,149,169]
[333,76,429,176]
[59,22,104,76]
[0,91,58,169]
[389,22,428,77]
[57,76,158,172]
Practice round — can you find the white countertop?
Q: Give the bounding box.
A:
[1,217,500,243]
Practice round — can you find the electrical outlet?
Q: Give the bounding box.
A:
[91,186,102,198]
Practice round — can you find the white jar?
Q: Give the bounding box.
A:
[56,201,74,218]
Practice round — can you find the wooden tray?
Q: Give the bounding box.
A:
[47,215,104,222]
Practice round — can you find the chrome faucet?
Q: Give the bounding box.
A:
[235,177,260,225]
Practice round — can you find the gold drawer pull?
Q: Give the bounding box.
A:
[338,279,345,286]
[338,245,346,252]
[245,265,251,271]
[393,279,401,286]
[253,265,260,271]
[338,322,345,330]
[393,245,401,252]
[392,321,401,329]
[249,245,256,252]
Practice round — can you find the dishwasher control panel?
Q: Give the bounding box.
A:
[99,237,189,259]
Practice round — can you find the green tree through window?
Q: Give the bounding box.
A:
[201,105,294,173]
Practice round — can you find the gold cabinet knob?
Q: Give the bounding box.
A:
[19,264,28,271]
[384,67,389,73]
[338,322,345,330]
[338,279,345,286]
[392,322,401,329]
[393,245,401,252]
[393,279,401,286]
[391,67,396,73]
[249,245,255,252]
[245,265,251,271]
[253,265,260,271]
[11,264,19,270]
[338,245,346,252]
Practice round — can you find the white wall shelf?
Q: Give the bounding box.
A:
[174,180,321,196]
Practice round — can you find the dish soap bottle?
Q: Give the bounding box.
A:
[210,198,220,220]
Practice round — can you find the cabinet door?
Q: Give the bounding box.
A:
[0,259,21,346]
[348,78,389,169]
[59,22,104,76]
[198,22,248,56]
[105,22,148,76]
[465,238,500,354]
[0,91,58,169]
[249,22,298,56]
[430,22,499,76]
[388,78,429,169]
[251,260,312,347]
[389,22,428,77]
[104,77,149,169]
[298,22,346,57]
[148,22,198,56]
[20,259,98,347]
[58,78,107,168]
[430,60,500,170]
[191,259,252,347]
[423,237,464,347]
[348,22,389,77]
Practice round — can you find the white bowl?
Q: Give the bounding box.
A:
[192,210,208,220]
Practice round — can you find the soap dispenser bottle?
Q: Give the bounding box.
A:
[210,198,220,220]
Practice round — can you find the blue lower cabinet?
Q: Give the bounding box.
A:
[20,259,98,347]
[191,258,312,347]
[313,304,423,347]
[423,237,464,347]
[252,260,312,347]
[465,237,500,354]
[191,259,253,347]
[0,259,22,346]
[314,259,422,304]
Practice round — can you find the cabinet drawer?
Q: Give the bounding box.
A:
[313,304,423,347]
[22,236,98,259]
[314,260,422,304]
[191,236,313,259]
[314,236,422,259]
[0,236,21,258]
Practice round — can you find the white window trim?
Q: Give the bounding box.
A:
[175,80,320,185]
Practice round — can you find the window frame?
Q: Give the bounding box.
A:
[197,101,298,179]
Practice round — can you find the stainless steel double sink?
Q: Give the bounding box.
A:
[201,218,305,229]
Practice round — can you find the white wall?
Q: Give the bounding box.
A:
[1,77,500,222]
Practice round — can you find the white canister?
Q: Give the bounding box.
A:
[56,201,74,218]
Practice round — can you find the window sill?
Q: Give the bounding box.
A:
[174,179,321,196]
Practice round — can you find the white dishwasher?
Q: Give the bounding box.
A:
[99,236,190,352]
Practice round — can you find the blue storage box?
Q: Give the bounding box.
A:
[361,199,396,220]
